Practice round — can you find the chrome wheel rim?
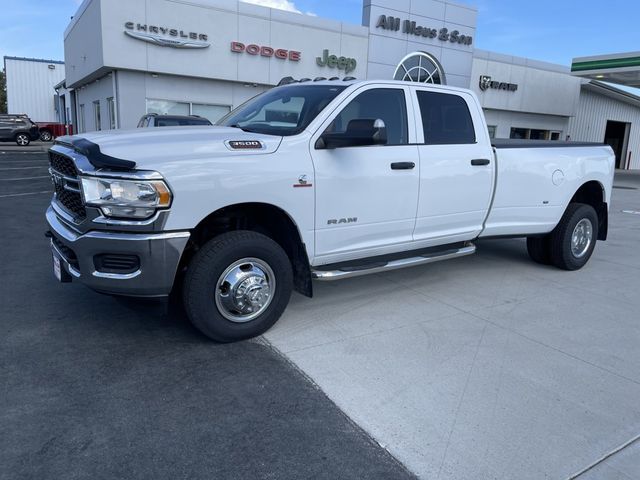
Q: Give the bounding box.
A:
[214,257,275,323]
[571,218,593,258]
[41,132,52,141]
[17,135,29,146]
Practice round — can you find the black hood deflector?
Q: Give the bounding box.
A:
[58,137,137,170]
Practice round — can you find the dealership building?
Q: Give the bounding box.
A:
[54,0,640,169]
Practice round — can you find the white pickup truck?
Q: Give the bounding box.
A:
[46,79,615,341]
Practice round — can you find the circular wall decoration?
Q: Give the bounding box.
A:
[393,52,447,85]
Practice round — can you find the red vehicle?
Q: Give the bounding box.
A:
[36,123,73,142]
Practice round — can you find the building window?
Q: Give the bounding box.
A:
[79,104,85,133]
[393,52,446,85]
[416,91,476,144]
[191,103,231,123]
[510,128,563,140]
[107,97,116,129]
[146,99,190,116]
[487,125,497,139]
[146,99,231,123]
[93,101,101,131]
[529,129,548,140]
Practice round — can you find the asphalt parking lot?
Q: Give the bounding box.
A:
[2,150,639,480]
[0,151,413,480]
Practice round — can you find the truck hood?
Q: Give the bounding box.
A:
[59,126,283,169]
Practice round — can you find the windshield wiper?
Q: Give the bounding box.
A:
[228,124,255,133]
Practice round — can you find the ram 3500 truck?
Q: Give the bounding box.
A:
[46,80,615,341]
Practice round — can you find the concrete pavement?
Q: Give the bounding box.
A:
[265,171,640,479]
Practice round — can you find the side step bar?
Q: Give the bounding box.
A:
[311,244,476,281]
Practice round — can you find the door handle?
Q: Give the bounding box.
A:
[471,158,490,166]
[390,162,415,170]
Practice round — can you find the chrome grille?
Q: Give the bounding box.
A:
[49,151,87,222]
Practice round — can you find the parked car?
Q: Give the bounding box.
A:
[37,122,73,142]
[137,114,212,128]
[46,79,615,342]
[0,114,40,146]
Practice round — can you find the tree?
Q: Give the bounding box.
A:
[0,69,6,113]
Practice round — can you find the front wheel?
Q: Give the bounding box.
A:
[182,231,293,342]
[15,133,30,146]
[549,203,599,271]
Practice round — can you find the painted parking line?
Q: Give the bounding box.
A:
[0,176,51,181]
[0,191,51,198]
[622,210,640,215]
[0,166,49,171]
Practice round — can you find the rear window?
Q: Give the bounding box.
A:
[416,91,476,145]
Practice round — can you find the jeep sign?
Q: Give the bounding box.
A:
[316,49,357,74]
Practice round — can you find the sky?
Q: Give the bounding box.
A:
[1,0,638,68]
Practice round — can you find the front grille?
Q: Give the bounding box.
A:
[49,151,78,176]
[51,235,79,270]
[49,151,87,222]
[94,254,140,274]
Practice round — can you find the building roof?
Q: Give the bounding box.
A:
[584,79,640,108]
[3,56,64,65]
[571,52,640,87]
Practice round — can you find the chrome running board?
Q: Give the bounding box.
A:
[311,244,476,281]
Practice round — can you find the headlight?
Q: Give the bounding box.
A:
[80,176,172,219]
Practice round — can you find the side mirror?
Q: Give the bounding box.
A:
[316,118,387,149]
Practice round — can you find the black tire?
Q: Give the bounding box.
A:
[15,133,30,146]
[526,236,552,265]
[40,130,53,142]
[182,231,293,342]
[549,203,599,271]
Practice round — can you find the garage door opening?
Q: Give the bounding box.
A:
[604,120,630,169]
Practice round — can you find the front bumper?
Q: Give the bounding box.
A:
[46,206,190,297]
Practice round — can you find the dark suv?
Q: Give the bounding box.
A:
[137,114,212,128]
[0,114,40,146]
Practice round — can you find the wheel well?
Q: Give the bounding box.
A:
[178,203,313,298]
[570,181,608,240]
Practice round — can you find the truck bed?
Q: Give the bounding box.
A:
[491,139,605,149]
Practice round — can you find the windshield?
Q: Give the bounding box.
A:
[217,84,347,136]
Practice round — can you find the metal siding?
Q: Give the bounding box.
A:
[568,88,640,169]
[5,58,66,122]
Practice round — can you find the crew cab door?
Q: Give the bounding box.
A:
[410,87,494,244]
[310,85,419,264]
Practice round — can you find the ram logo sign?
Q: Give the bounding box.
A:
[327,217,358,225]
[479,75,518,92]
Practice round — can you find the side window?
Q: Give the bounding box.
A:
[327,88,408,145]
[416,91,476,145]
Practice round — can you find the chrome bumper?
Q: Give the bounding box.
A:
[46,206,190,297]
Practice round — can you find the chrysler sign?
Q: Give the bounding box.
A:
[124,22,210,48]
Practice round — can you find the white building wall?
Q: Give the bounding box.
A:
[484,109,570,140]
[363,0,476,87]
[75,73,115,132]
[115,70,270,129]
[65,0,369,89]
[569,88,640,169]
[471,51,581,117]
[4,58,65,122]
